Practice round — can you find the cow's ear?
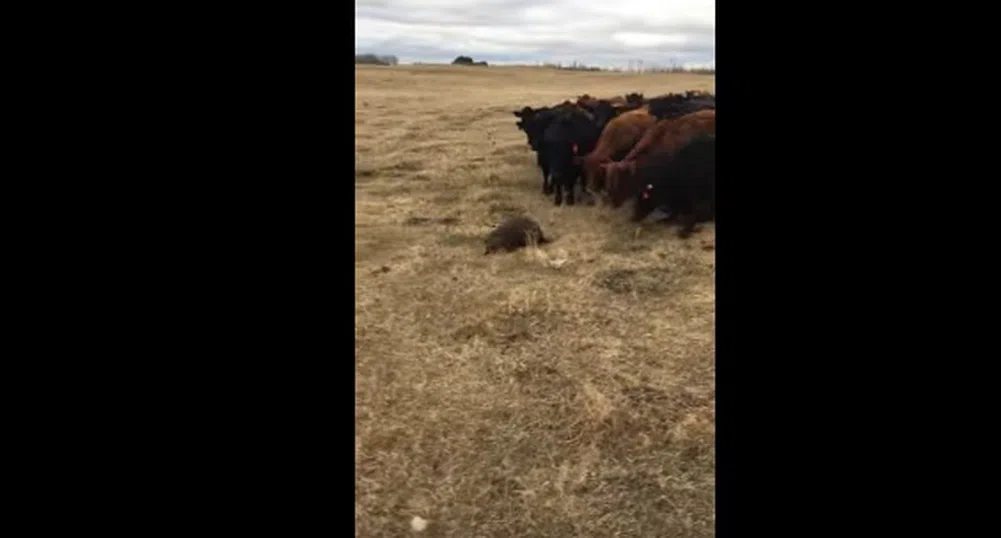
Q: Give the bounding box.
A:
[513,110,523,117]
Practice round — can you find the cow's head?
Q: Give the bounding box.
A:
[603,161,638,208]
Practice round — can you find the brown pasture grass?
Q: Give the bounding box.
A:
[356,64,715,537]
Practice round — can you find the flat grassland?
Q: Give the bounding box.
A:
[356,65,715,537]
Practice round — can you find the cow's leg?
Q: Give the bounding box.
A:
[565,174,576,206]
[677,212,698,238]
[695,190,715,222]
[598,163,616,206]
[580,171,596,206]
[650,208,675,222]
[539,157,553,194]
[574,167,596,206]
[675,194,699,238]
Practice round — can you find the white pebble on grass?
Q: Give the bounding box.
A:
[410,516,429,532]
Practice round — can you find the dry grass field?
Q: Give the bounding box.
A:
[355,65,715,537]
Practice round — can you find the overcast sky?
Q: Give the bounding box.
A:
[355,0,715,69]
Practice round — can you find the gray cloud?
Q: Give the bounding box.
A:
[355,0,715,68]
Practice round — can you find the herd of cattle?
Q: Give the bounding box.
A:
[512,90,716,238]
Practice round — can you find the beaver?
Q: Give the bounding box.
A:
[484,216,550,254]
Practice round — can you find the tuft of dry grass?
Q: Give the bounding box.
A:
[356,65,715,537]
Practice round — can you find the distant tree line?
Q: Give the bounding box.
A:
[452,56,488,66]
[540,61,602,72]
[356,53,712,74]
[355,53,398,66]
[541,61,714,74]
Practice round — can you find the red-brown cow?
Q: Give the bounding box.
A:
[577,106,657,195]
[601,109,716,208]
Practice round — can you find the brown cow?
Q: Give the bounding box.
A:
[575,95,600,111]
[601,109,716,208]
[577,106,656,195]
[576,94,627,110]
[620,108,714,163]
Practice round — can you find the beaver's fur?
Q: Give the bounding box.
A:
[484,216,549,254]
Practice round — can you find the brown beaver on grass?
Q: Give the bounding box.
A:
[484,216,550,254]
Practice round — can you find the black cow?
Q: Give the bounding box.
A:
[573,98,642,133]
[514,98,637,204]
[539,107,602,206]
[645,91,716,121]
[625,92,645,105]
[513,101,576,194]
[632,133,715,238]
[513,106,552,192]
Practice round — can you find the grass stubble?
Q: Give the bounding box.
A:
[356,65,715,537]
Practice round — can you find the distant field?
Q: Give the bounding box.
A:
[355,64,716,537]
